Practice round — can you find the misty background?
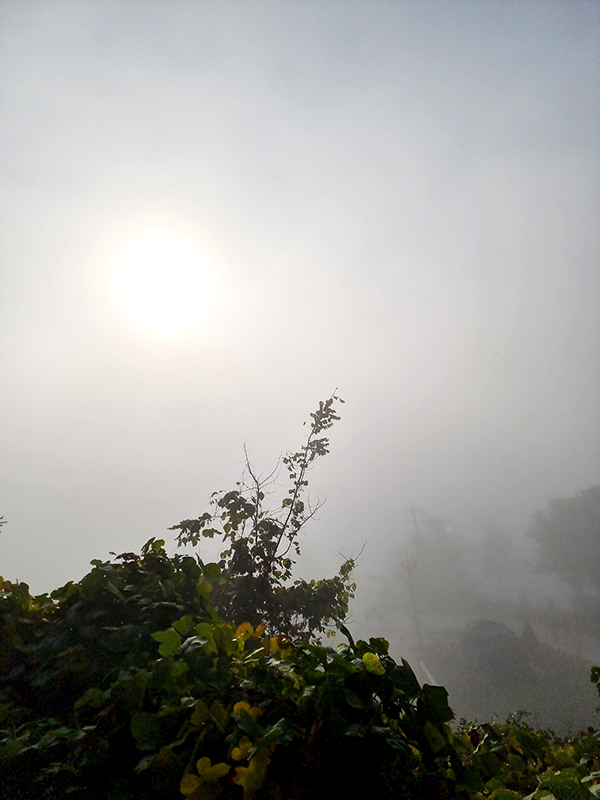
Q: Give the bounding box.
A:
[1,1,599,729]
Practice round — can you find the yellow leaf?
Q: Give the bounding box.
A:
[180,773,201,796]
[209,763,230,782]
[196,756,230,783]
[233,701,262,718]
[269,635,292,658]
[234,750,271,800]
[196,757,212,774]
[235,622,266,641]
[191,699,209,727]
[236,622,254,638]
[231,737,253,761]
[362,652,385,675]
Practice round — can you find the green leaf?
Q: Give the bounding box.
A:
[390,660,421,697]
[345,689,366,709]
[181,556,201,580]
[152,629,182,656]
[203,562,221,580]
[489,788,522,800]
[338,623,355,647]
[141,537,166,555]
[172,616,195,636]
[212,624,235,655]
[368,637,390,655]
[210,700,229,733]
[536,769,595,800]
[74,686,105,710]
[121,669,149,714]
[423,720,448,753]
[195,622,218,653]
[170,660,188,680]
[421,684,454,724]
[130,712,161,751]
[198,575,213,599]
[0,738,25,759]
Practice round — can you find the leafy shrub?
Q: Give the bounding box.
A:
[453,713,600,799]
[0,546,462,799]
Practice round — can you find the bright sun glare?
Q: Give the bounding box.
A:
[110,232,213,336]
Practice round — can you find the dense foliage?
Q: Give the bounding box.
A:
[0,541,460,799]
[2,547,600,799]
[2,401,600,798]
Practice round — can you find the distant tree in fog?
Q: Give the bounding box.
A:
[526,485,600,594]
[477,524,522,598]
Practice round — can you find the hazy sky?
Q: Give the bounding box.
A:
[1,0,599,595]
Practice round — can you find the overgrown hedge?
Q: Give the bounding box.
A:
[1,540,600,799]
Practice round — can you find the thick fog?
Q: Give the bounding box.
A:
[1,1,599,729]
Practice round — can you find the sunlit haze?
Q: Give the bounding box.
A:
[110,232,214,337]
[1,1,599,726]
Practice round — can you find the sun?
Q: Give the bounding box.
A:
[109,231,213,337]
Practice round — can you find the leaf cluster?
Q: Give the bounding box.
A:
[453,713,600,799]
[170,394,355,639]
